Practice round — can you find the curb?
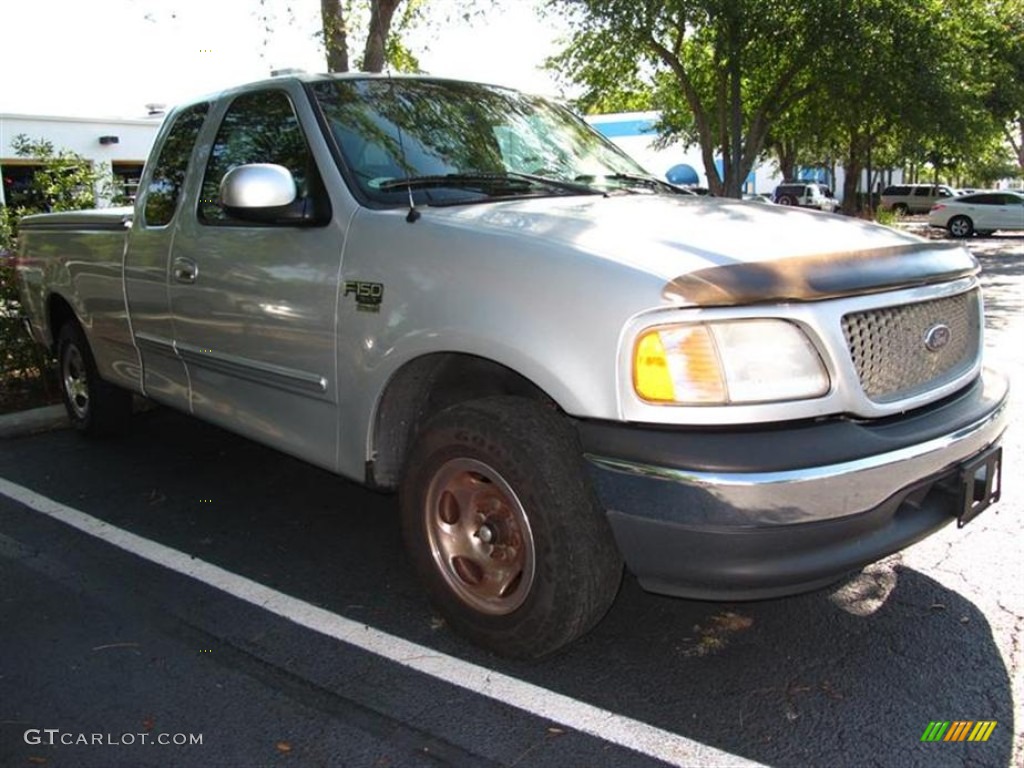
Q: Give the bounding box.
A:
[0,404,69,439]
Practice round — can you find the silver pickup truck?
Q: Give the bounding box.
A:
[16,73,1008,657]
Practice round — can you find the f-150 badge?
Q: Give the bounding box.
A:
[343,281,384,312]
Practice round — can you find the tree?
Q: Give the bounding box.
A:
[271,0,491,75]
[252,0,429,74]
[812,0,1013,211]
[548,0,842,197]
[983,0,1024,175]
[321,0,408,73]
[549,0,1019,203]
[4,135,115,213]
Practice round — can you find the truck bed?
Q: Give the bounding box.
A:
[17,207,138,392]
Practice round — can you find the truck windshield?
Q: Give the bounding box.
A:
[310,78,663,206]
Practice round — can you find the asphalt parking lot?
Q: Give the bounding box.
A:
[1,235,1021,768]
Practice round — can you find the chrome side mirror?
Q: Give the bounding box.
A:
[219,164,313,224]
[221,163,296,208]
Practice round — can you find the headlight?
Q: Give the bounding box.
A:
[633,320,829,404]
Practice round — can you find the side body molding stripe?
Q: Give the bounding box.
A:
[134,332,328,397]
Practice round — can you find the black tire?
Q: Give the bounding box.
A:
[947,215,974,238]
[400,397,623,658]
[892,203,908,215]
[777,195,795,206]
[57,322,132,436]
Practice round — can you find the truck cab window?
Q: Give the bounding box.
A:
[143,103,209,227]
[198,90,326,224]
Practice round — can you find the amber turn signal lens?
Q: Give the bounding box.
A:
[634,326,727,403]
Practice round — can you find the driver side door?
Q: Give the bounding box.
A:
[168,88,346,471]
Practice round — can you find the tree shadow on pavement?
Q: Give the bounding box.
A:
[976,243,1024,336]
[0,409,1014,768]
[507,565,1015,768]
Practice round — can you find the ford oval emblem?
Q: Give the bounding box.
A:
[924,324,952,352]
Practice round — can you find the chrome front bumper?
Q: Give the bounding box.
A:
[578,370,1009,599]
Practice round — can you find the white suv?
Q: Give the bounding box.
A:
[772,182,839,212]
[881,184,957,214]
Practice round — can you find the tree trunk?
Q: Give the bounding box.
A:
[364,0,404,73]
[701,145,725,196]
[321,0,349,72]
[1012,117,1024,171]
[865,140,873,213]
[842,131,866,215]
[774,141,797,182]
[727,13,743,198]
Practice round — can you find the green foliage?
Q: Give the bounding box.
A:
[315,0,472,73]
[0,135,112,412]
[547,0,842,197]
[873,206,902,228]
[0,244,59,414]
[7,135,112,212]
[548,0,1021,203]
[385,35,423,74]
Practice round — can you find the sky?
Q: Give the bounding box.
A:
[0,0,571,118]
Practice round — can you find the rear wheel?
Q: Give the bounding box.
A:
[947,215,974,238]
[400,397,623,658]
[777,195,795,206]
[57,322,131,436]
[892,203,909,215]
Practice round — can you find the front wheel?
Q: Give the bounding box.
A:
[400,397,623,658]
[947,215,974,238]
[57,322,131,436]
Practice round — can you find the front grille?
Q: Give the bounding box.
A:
[842,290,980,403]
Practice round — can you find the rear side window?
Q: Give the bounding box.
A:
[143,103,209,227]
[968,194,1003,205]
[883,186,908,196]
[198,90,328,225]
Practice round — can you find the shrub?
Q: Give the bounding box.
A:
[873,206,902,228]
[1,135,114,413]
[0,246,59,414]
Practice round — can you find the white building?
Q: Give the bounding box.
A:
[586,111,782,195]
[0,113,162,207]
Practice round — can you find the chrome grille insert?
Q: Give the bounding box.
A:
[842,290,980,403]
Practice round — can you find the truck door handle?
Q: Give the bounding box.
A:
[172,257,198,284]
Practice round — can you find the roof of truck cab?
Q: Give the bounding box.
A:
[175,72,524,112]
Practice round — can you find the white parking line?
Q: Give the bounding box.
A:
[0,477,761,768]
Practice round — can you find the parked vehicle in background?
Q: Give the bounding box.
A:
[743,193,774,204]
[881,184,958,214]
[928,190,1024,237]
[772,182,838,212]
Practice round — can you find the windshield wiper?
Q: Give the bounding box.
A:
[378,172,603,196]
[583,173,685,194]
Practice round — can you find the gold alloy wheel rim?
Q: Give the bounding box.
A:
[424,458,536,616]
[63,345,90,420]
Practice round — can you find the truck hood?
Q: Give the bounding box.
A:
[428,194,977,306]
